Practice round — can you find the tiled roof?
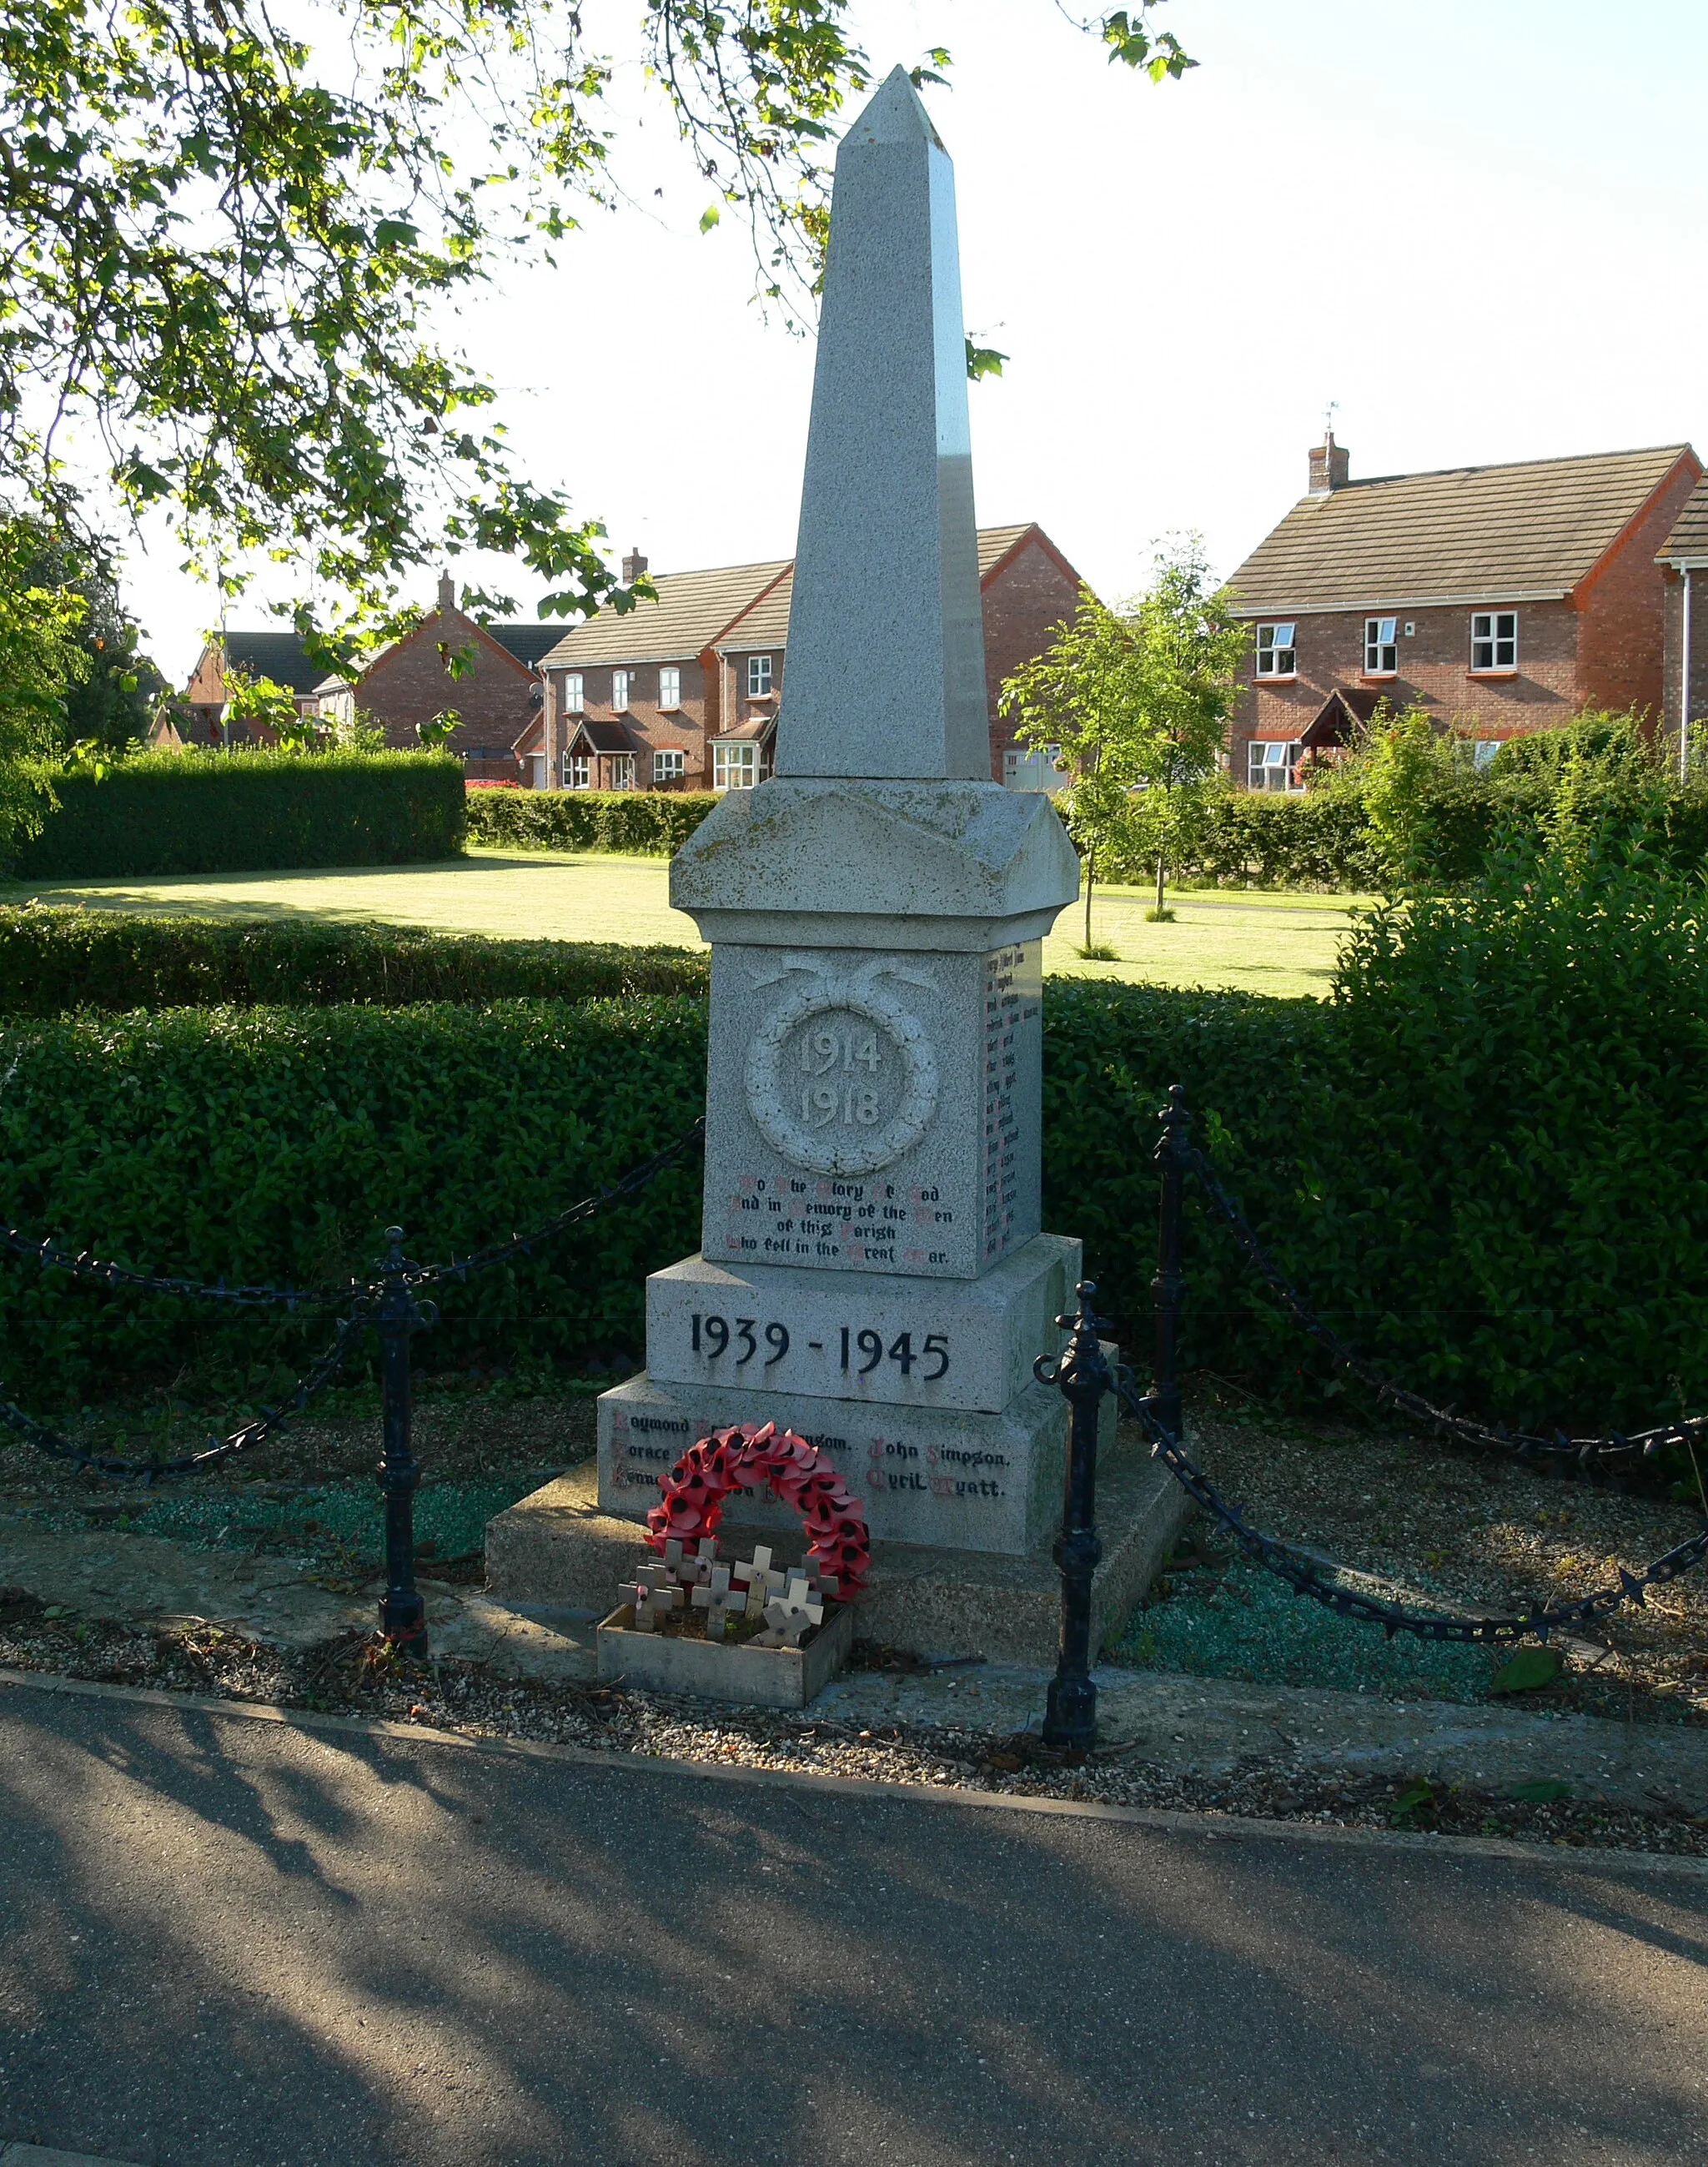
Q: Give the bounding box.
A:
[1227,445,1695,616]
[540,561,791,669]
[215,633,325,694]
[709,524,1047,653]
[487,624,563,669]
[1658,474,1708,565]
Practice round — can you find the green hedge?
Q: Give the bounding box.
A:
[0,908,708,1016]
[7,853,1708,1430]
[466,787,716,856]
[1114,777,1708,892]
[8,750,466,881]
[0,998,709,1395]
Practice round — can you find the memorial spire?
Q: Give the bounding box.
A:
[775,65,990,783]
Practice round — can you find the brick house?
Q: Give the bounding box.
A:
[183,577,555,778]
[1226,437,1701,791]
[1657,474,1708,767]
[321,574,553,782]
[178,632,327,746]
[526,524,1084,792]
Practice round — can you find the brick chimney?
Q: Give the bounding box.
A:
[1308,432,1350,495]
[621,547,649,584]
[437,570,456,612]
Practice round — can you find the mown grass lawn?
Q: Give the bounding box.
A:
[18,847,1375,999]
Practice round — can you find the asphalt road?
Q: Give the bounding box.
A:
[2,1678,1705,2167]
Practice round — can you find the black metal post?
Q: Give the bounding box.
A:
[1037,1281,1113,1755]
[376,1226,430,1652]
[1151,1084,1192,1442]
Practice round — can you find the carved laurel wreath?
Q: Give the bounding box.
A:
[743,955,939,1177]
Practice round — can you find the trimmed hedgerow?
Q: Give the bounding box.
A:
[0,998,709,1396]
[5,842,1706,1426]
[8,749,465,880]
[465,787,715,856]
[0,908,708,1016]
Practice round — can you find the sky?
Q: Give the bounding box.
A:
[123,0,1708,681]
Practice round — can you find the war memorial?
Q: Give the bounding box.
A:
[487,67,1187,1662]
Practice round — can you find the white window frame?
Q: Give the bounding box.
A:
[653,747,685,785]
[746,654,773,698]
[611,669,630,711]
[1470,611,1518,673]
[563,752,590,789]
[1472,738,1500,770]
[562,673,585,714]
[658,666,681,711]
[713,741,759,791]
[1364,616,1399,676]
[1254,623,1296,678]
[1247,740,1303,793]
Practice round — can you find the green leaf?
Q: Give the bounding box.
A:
[1508,1779,1572,1803]
[1490,1647,1564,1695]
[698,204,721,234]
[966,338,1007,383]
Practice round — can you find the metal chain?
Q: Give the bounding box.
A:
[403,1117,705,1286]
[1117,1368,1708,1646]
[1187,1147,1708,1473]
[0,1301,373,1482]
[0,1226,356,1313]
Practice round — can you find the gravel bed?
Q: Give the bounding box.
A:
[1145,1398,1708,1726]
[1,1596,1704,1862]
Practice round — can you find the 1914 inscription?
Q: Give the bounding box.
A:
[706,942,1042,1280]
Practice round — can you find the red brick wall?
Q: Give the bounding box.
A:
[1230,600,1581,779]
[359,608,537,779]
[1660,571,1708,752]
[1575,455,1700,720]
[982,534,1083,780]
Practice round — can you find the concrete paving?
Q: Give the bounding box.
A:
[8,1505,1708,1808]
[2,1673,1705,2167]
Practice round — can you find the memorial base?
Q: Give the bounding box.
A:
[598,1365,1090,1556]
[485,1438,1191,1668]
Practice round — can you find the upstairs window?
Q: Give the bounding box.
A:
[1470,611,1517,672]
[611,669,630,711]
[563,752,590,789]
[653,747,685,784]
[1254,623,1296,677]
[1247,740,1303,793]
[658,666,681,710]
[562,673,584,713]
[1364,616,1398,676]
[746,654,773,697]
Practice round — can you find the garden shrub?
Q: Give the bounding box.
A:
[7,749,465,880]
[466,787,715,856]
[0,907,708,1015]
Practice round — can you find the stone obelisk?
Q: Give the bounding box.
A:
[595,67,1082,1556]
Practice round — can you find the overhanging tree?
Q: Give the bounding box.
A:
[0,0,1193,665]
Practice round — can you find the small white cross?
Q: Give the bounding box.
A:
[732,1545,788,1620]
[756,1571,824,1649]
[623,1563,683,1632]
[691,1564,744,1642]
[664,1536,720,1589]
